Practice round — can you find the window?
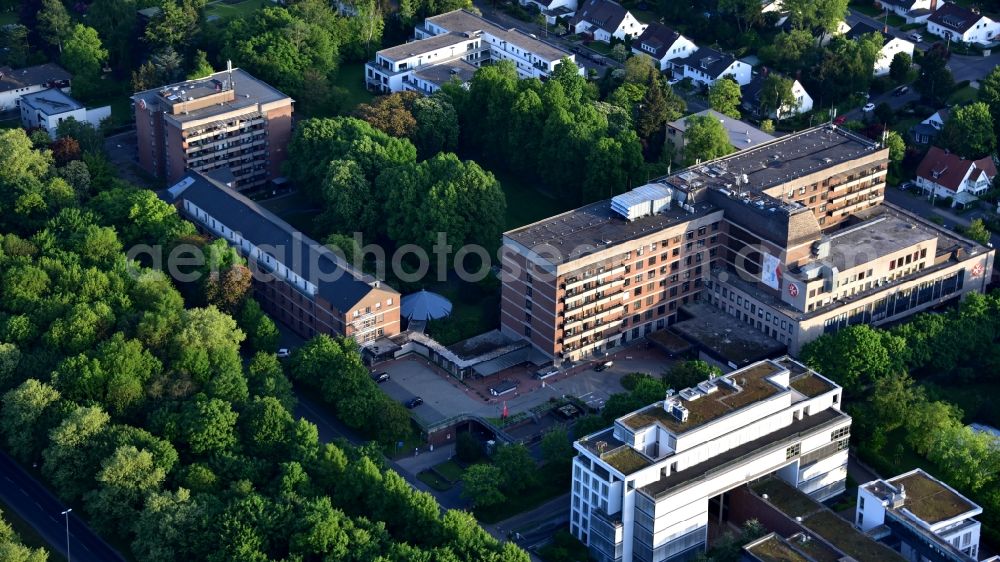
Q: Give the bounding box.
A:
[786,443,801,459]
[831,426,850,440]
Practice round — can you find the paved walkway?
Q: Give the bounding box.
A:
[395,444,456,474]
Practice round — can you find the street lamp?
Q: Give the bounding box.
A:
[61,508,72,562]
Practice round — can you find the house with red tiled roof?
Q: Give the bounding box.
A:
[915,146,997,208]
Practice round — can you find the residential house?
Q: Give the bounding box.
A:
[167,170,402,344]
[741,71,814,119]
[677,47,753,87]
[857,469,986,561]
[910,108,949,144]
[519,0,578,24]
[915,145,997,207]
[367,10,580,94]
[570,0,646,43]
[0,63,71,112]
[926,3,999,45]
[19,89,110,138]
[630,23,697,71]
[877,0,940,23]
[846,22,915,76]
[665,109,776,163]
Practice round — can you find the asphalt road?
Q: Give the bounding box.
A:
[0,451,126,562]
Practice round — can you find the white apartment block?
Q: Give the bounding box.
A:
[366,9,579,94]
[857,469,986,561]
[572,356,850,562]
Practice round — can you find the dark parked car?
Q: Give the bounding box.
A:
[893,86,909,97]
[405,397,424,408]
[371,371,390,383]
[594,361,614,372]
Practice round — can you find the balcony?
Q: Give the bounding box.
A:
[564,265,627,291]
[563,287,625,312]
[563,318,622,345]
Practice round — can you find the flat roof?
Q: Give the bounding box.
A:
[412,58,478,85]
[425,9,572,61]
[619,359,787,434]
[671,303,786,367]
[744,534,810,562]
[662,125,881,197]
[504,125,882,266]
[132,68,290,124]
[639,408,848,499]
[816,215,936,270]
[504,198,719,266]
[668,109,776,149]
[881,470,979,524]
[378,32,471,60]
[20,88,82,114]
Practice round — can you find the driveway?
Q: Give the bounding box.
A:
[946,52,1000,84]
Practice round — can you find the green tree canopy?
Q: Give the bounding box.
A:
[940,102,997,159]
[683,114,733,165]
[708,77,742,118]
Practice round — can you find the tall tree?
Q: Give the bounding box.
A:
[86,0,138,71]
[683,114,733,165]
[758,74,798,121]
[187,50,214,79]
[61,25,108,100]
[708,77,742,118]
[940,102,997,159]
[889,52,912,83]
[37,0,72,53]
[355,92,419,138]
[980,66,1000,141]
[915,48,954,106]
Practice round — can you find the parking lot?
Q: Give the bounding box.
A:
[374,344,678,424]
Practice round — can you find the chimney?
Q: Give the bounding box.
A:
[227,59,235,91]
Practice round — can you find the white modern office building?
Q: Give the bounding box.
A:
[856,469,988,562]
[571,356,850,562]
[365,9,579,94]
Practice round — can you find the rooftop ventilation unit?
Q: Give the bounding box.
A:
[696,380,718,395]
[679,387,701,401]
[670,402,689,423]
[611,183,673,221]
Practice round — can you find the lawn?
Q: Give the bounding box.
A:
[434,459,466,483]
[850,1,884,17]
[417,470,453,491]
[474,469,569,523]
[885,13,905,27]
[0,500,68,562]
[947,86,978,106]
[331,62,375,116]
[492,168,571,230]
[585,41,616,57]
[204,0,269,22]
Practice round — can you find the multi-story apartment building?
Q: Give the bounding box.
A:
[501,125,993,362]
[572,356,850,562]
[132,65,294,191]
[856,469,989,562]
[167,170,401,344]
[366,9,580,94]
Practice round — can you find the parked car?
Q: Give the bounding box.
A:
[862,103,876,112]
[893,85,909,97]
[371,371,390,383]
[833,115,847,125]
[910,32,923,42]
[405,396,424,408]
[277,348,291,358]
[594,361,614,372]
